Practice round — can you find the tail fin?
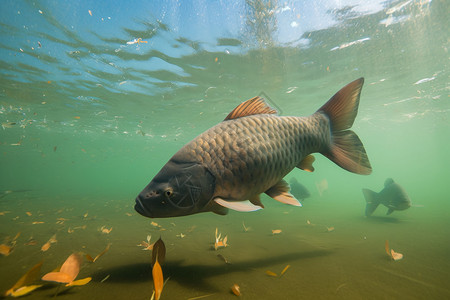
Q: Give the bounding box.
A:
[317,78,372,175]
[362,188,379,216]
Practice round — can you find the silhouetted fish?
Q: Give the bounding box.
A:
[363,178,411,216]
[135,78,371,218]
[289,178,311,201]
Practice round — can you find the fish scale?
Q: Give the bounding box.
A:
[135,78,371,218]
[173,113,329,202]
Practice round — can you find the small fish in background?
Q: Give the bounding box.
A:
[363,178,411,216]
[289,178,311,201]
[315,179,328,197]
[271,229,282,235]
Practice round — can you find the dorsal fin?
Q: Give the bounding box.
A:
[224,96,277,120]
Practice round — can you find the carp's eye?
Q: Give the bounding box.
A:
[164,188,173,197]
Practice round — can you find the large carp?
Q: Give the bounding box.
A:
[135,78,371,218]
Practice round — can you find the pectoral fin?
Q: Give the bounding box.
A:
[249,194,264,208]
[386,208,394,215]
[297,154,315,172]
[206,201,229,215]
[265,180,302,207]
[214,198,263,212]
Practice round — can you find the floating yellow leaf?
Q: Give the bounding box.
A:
[152,258,164,300]
[66,277,92,287]
[0,244,12,256]
[41,234,57,252]
[9,285,43,297]
[41,242,51,252]
[5,262,43,296]
[271,229,282,235]
[42,253,85,285]
[265,270,277,277]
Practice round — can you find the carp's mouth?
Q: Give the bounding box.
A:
[134,196,154,218]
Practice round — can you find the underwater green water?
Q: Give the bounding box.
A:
[1,0,449,299]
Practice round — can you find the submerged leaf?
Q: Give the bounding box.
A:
[0,244,13,256]
[265,270,277,277]
[42,253,82,284]
[9,285,43,297]
[385,240,390,256]
[66,277,92,287]
[60,253,82,281]
[41,272,72,284]
[5,262,43,296]
[390,249,403,261]
[86,243,111,263]
[85,254,95,262]
[280,264,290,276]
[152,259,164,300]
[230,284,241,296]
[385,240,403,261]
[152,238,166,266]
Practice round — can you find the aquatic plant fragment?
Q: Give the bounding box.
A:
[214,228,229,250]
[138,235,154,250]
[384,240,403,261]
[230,284,241,296]
[280,265,290,276]
[0,244,13,256]
[85,243,111,262]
